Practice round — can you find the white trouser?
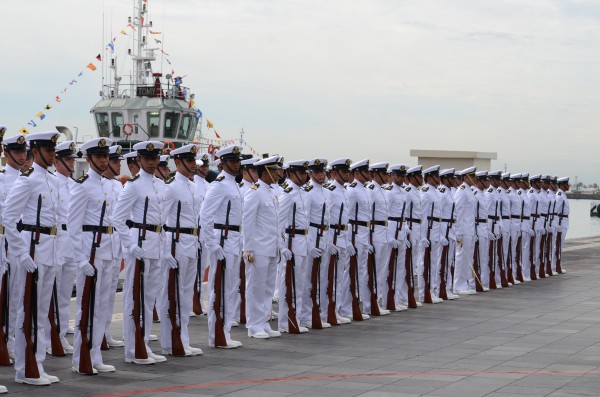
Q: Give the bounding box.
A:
[233,257,243,322]
[277,254,308,331]
[273,258,283,299]
[478,237,490,288]
[534,231,543,276]
[454,237,474,292]
[122,256,161,360]
[244,255,277,334]
[104,258,122,339]
[337,248,353,318]
[495,233,510,285]
[56,260,76,340]
[72,259,112,368]
[192,246,209,313]
[509,232,519,280]
[417,241,426,302]
[393,244,409,305]
[207,251,240,345]
[521,234,531,279]
[549,231,556,272]
[430,241,442,299]
[14,263,56,380]
[374,242,391,306]
[8,261,19,356]
[356,244,371,313]
[160,254,195,349]
[319,252,332,320]
[558,231,566,271]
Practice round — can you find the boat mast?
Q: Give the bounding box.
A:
[132,0,155,88]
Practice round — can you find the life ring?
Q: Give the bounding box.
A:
[163,140,175,154]
[208,144,217,155]
[122,123,134,136]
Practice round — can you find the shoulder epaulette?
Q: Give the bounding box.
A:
[323,182,331,188]
[284,186,293,193]
[238,181,244,188]
[506,189,511,193]
[280,181,288,188]
[383,185,392,190]
[421,186,429,192]
[439,187,446,193]
[497,188,502,193]
[0,169,4,174]
[251,183,260,190]
[327,184,336,191]
[368,184,375,190]
[460,185,465,190]
[165,176,175,184]
[74,174,89,184]
[518,190,522,195]
[487,187,493,193]
[405,186,411,192]
[474,190,478,195]
[528,188,534,193]
[558,191,562,196]
[21,167,34,177]
[350,182,357,188]
[128,173,140,182]
[303,184,313,192]
[215,175,225,182]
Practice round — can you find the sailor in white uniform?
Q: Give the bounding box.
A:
[403,166,424,307]
[438,168,460,299]
[453,167,477,295]
[472,171,491,291]
[555,177,570,274]
[124,151,139,176]
[193,153,211,315]
[0,126,8,394]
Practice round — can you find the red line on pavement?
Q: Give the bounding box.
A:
[90,369,600,397]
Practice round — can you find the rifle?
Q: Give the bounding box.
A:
[497,201,509,288]
[348,203,363,321]
[23,194,42,379]
[506,235,515,285]
[405,202,417,308]
[0,254,11,365]
[78,201,106,374]
[386,202,405,310]
[168,201,186,356]
[515,200,525,282]
[439,202,454,300]
[545,200,556,276]
[284,202,300,333]
[132,197,149,360]
[538,201,549,279]
[473,201,484,292]
[326,203,343,325]
[213,200,230,346]
[423,202,434,304]
[192,222,203,315]
[310,203,326,329]
[556,201,565,274]
[48,280,65,356]
[367,203,381,315]
[487,201,498,289]
[530,200,538,280]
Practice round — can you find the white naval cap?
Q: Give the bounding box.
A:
[196,153,210,166]
[241,157,260,167]
[80,138,112,155]
[281,163,289,170]
[308,158,328,170]
[488,170,502,178]
[171,144,198,159]
[475,170,487,178]
[330,158,352,170]
[388,164,408,174]
[55,140,78,158]
[440,168,455,177]
[287,159,309,170]
[406,165,422,175]
[501,172,511,180]
[521,172,529,179]
[557,176,569,183]
[133,141,163,157]
[254,155,281,168]
[3,134,28,149]
[109,145,124,160]
[216,144,243,160]
[26,131,60,147]
[530,174,541,181]
[458,166,476,177]
[349,158,369,171]
[158,155,170,165]
[369,162,388,171]
[124,151,138,161]
[423,165,440,175]
[542,174,553,181]
[510,173,522,180]
[215,159,222,167]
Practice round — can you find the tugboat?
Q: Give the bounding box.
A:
[89,0,199,154]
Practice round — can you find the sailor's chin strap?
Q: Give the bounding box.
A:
[34,144,53,169]
[180,159,196,179]
[57,156,73,174]
[6,149,25,168]
[359,170,370,184]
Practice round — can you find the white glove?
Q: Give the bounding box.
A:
[280,248,292,261]
[440,237,449,246]
[367,244,374,254]
[391,239,401,249]
[327,245,339,255]
[455,234,463,242]
[243,251,255,263]
[528,229,536,237]
[163,254,178,269]
[78,260,95,277]
[129,245,143,259]
[309,247,323,258]
[346,244,356,256]
[18,253,36,273]
[421,238,430,248]
[210,245,225,261]
[405,239,412,248]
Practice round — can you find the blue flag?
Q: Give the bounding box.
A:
[195,109,203,121]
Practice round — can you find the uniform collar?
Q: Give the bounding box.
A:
[5,163,20,176]
[140,168,154,179]
[88,167,102,180]
[176,171,192,182]
[218,171,236,181]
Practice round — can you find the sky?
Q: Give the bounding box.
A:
[1,0,600,183]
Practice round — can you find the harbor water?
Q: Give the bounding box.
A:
[563,199,600,240]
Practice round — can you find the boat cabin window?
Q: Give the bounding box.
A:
[148,112,160,138]
[95,113,110,137]
[111,112,123,138]
[163,111,180,139]
[178,114,193,140]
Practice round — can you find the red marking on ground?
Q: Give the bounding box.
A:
[90,369,600,397]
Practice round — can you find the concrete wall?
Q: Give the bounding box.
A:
[411,150,497,172]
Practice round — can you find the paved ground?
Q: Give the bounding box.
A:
[3,236,600,396]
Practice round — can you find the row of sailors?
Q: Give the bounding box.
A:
[0,127,570,389]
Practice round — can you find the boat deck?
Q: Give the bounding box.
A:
[5,236,600,397]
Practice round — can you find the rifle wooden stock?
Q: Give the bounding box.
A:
[386,246,398,310]
[101,336,109,351]
[132,258,148,358]
[213,258,228,346]
[284,256,300,333]
[366,250,380,314]
[310,257,323,329]
[404,246,417,308]
[348,253,363,320]
[48,282,65,356]
[326,252,338,325]
[529,234,538,280]
[167,268,186,356]
[192,248,203,315]
[506,236,515,285]
[545,233,553,276]
[239,257,246,324]
[488,241,497,289]
[515,236,524,282]
[153,305,159,322]
[78,274,95,374]
[497,238,509,287]
[556,231,563,274]
[439,245,449,300]
[473,241,484,292]
[423,244,433,304]
[538,234,546,278]
[0,271,11,365]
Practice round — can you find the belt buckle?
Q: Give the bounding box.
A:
[192,228,198,236]
[384,221,388,227]
[156,224,163,233]
[106,225,114,234]
[366,221,371,228]
[50,226,57,236]
[0,225,4,235]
